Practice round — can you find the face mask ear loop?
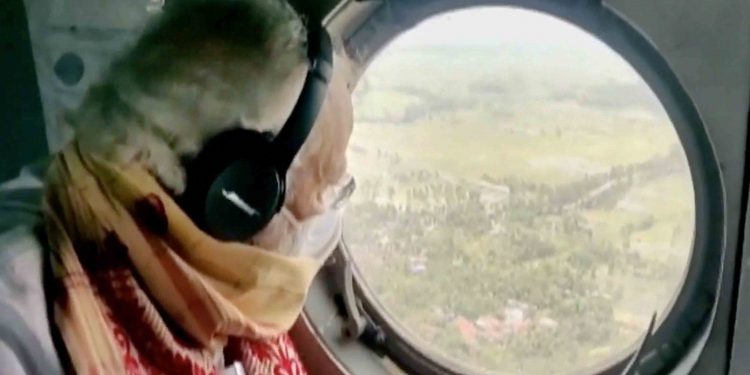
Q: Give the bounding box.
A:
[279,206,302,230]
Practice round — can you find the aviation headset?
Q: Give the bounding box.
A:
[177,25,333,242]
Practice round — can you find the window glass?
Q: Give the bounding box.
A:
[344,6,694,374]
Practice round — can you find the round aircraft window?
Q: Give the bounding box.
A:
[344,6,695,374]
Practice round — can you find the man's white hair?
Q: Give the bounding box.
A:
[66,0,308,193]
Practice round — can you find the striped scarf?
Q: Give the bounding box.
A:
[43,144,317,374]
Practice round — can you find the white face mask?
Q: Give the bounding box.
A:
[251,174,355,262]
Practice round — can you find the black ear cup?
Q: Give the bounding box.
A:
[204,159,282,241]
[178,128,282,240]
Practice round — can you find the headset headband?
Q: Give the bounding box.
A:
[272,25,333,175]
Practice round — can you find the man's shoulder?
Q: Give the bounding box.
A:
[0,160,63,374]
[0,159,48,302]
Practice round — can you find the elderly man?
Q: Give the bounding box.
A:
[0,0,354,374]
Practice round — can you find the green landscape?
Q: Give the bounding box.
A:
[343,34,694,374]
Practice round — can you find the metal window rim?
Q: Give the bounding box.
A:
[338,0,726,374]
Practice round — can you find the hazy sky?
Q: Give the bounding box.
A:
[390,6,610,51]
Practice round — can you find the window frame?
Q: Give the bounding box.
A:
[310,0,726,374]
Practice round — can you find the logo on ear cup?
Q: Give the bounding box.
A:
[204,159,282,241]
[221,189,260,217]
